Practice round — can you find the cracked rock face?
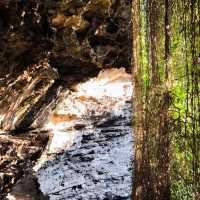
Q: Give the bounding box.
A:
[50,0,132,73]
[0,131,49,197]
[0,1,132,198]
[33,68,133,200]
[1,68,133,199]
[0,60,59,131]
[0,0,131,77]
[36,103,133,200]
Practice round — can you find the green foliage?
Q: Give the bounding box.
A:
[165,1,199,198]
[171,179,193,200]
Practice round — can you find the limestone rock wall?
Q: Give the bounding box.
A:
[0,0,131,76]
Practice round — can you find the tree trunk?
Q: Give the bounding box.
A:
[132,0,171,199]
[132,0,146,199]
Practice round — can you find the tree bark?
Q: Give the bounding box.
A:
[132,0,145,199]
[132,0,171,199]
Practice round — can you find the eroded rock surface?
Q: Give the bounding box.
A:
[33,68,133,200]
[50,0,131,73]
[0,59,59,131]
[36,103,132,200]
[1,67,133,199]
[0,1,132,198]
[0,131,49,197]
[0,0,131,77]
[7,175,49,200]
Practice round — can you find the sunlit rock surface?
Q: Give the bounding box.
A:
[33,68,133,200]
[41,68,132,154]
